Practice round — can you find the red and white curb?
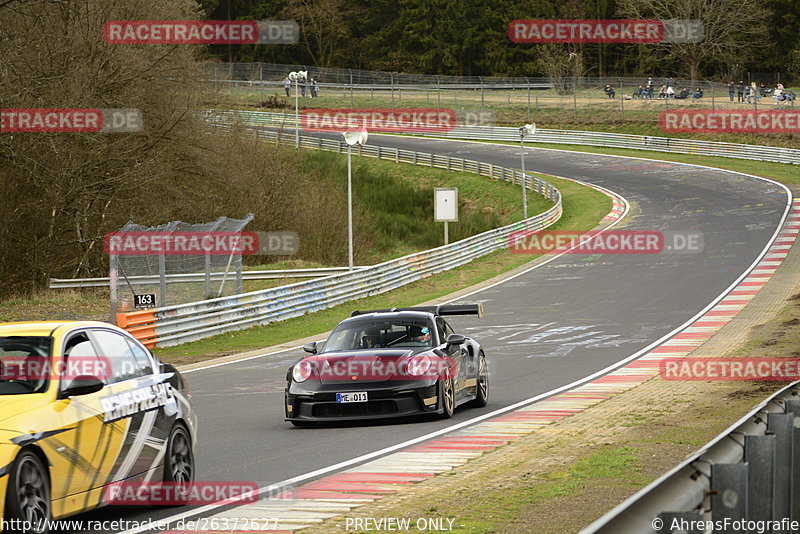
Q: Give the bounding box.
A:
[173,188,794,534]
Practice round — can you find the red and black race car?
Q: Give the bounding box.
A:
[284,305,488,425]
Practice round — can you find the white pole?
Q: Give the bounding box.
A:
[520,135,528,219]
[347,144,354,270]
[294,78,299,148]
[444,221,449,245]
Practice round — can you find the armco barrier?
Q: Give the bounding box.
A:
[117,118,562,347]
[222,110,800,166]
[582,382,800,533]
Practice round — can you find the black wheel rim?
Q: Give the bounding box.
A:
[170,429,194,493]
[17,456,49,531]
[478,357,488,398]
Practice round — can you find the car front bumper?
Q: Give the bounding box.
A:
[285,380,440,422]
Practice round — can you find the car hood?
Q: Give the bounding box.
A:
[307,349,430,383]
[0,394,51,428]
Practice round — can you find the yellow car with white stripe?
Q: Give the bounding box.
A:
[0,321,196,534]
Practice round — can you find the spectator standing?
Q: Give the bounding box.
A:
[728,81,735,102]
[283,76,291,97]
[310,78,319,98]
[737,80,745,102]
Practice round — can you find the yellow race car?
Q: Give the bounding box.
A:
[0,321,197,534]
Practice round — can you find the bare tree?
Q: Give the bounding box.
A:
[620,0,767,83]
[283,0,351,68]
[535,46,584,95]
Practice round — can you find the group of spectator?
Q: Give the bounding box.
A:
[283,76,319,98]
[727,81,795,104]
[602,77,795,105]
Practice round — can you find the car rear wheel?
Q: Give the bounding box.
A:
[4,450,51,534]
[467,351,489,408]
[439,374,455,418]
[163,423,194,506]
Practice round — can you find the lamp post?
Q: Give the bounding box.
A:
[288,70,307,148]
[518,123,536,219]
[342,127,368,270]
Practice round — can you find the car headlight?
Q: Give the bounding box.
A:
[292,360,313,382]
[407,355,432,377]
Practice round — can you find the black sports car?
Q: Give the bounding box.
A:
[284,304,488,425]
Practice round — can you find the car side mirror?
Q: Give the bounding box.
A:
[62,375,104,397]
[446,334,466,346]
[303,342,318,354]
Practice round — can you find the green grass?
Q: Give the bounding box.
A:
[443,447,645,534]
[155,173,610,364]
[317,151,552,262]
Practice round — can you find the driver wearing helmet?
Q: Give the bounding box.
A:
[408,325,431,345]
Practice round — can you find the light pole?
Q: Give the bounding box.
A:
[518,123,536,219]
[342,127,368,270]
[288,70,307,148]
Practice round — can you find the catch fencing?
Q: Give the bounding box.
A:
[583,382,800,533]
[116,115,562,348]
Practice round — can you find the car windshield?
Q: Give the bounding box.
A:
[0,336,53,395]
[321,319,433,353]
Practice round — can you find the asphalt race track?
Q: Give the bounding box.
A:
[76,136,788,532]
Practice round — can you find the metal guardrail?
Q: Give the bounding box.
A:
[49,267,368,289]
[117,116,562,348]
[221,110,800,166]
[583,382,800,533]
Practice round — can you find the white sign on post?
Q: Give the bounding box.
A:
[434,188,458,245]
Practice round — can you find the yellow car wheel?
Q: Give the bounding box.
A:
[5,451,51,534]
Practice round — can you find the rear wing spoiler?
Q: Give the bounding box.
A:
[351,304,484,318]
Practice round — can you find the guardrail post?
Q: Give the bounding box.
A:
[377,146,381,159]
[338,139,343,154]
[413,152,417,164]
[656,512,704,533]
[158,252,167,307]
[711,463,748,529]
[789,399,800,522]
[395,148,399,163]
[446,156,451,171]
[746,434,776,523]
[768,413,794,523]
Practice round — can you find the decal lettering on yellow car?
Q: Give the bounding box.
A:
[100,382,175,422]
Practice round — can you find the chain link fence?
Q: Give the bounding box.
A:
[109,215,254,317]
[202,62,794,125]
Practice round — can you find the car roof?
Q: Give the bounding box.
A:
[0,321,117,337]
[339,311,434,325]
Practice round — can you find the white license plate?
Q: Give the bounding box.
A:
[336,392,368,403]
